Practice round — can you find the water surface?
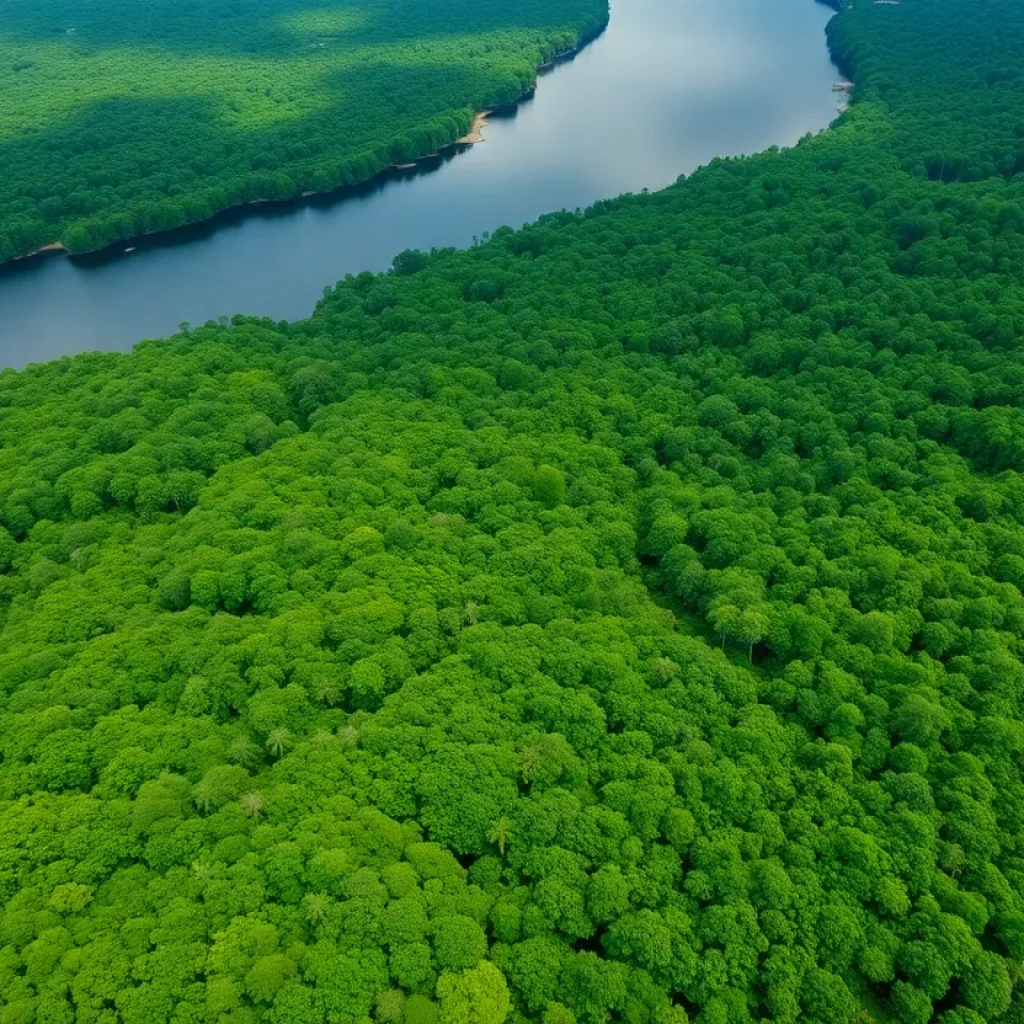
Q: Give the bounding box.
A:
[0,0,840,367]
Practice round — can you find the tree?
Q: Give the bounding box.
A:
[962,952,1012,1018]
[437,962,511,1024]
[303,892,331,926]
[193,765,250,813]
[586,865,630,924]
[241,791,266,819]
[377,988,407,1023]
[266,728,294,759]
[533,466,566,509]
[246,953,297,1002]
[433,917,487,972]
[488,818,513,857]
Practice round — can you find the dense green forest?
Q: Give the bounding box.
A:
[2,0,1024,1021]
[0,0,607,263]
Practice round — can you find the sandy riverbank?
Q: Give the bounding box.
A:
[14,242,68,263]
[456,110,494,145]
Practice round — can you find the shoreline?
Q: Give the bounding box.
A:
[13,241,68,264]
[6,2,849,273]
[4,28,605,270]
[454,110,494,145]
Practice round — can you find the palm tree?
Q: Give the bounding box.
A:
[266,727,293,759]
[303,892,330,925]
[230,734,261,769]
[311,729,334,749]
[193,788,215,815]
[488,816,513,857]
[241,791,265,819]
[191,859,217,882]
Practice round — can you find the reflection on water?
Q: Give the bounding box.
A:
[0,0,840,367]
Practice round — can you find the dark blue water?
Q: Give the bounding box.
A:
[0,0,841,367]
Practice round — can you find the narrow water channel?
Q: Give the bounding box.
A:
[0,0,841,368]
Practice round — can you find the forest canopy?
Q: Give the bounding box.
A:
[1,0,1024,1022]
[0,0,607,262]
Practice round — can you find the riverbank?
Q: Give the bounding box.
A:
[3,19,608,270]
[455,111,493,145]
[0,0,843,363]
[13,242,68,264]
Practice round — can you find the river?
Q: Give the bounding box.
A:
[0,0,840,368]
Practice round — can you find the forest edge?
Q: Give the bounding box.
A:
[7,24,607,269]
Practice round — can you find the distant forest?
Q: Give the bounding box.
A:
[0,0,607,262]
[1,0,1024,1022]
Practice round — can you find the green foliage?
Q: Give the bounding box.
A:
[0,0,607,259]
[2,0,1024,1022]
[437,962,511,1024]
